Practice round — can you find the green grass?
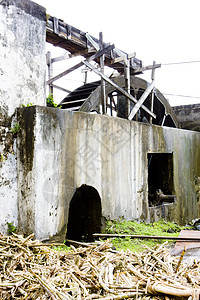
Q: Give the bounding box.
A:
[50,219,190,253]
[102,219,187,252]
[52,244,71,252]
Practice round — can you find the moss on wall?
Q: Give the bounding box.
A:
[17,107,36,175]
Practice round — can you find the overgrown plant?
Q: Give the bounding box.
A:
[0,154,5,162]
[20,103,33,108]
[7,222,17,235]
[46,94,61,108]
[10,122,20,135]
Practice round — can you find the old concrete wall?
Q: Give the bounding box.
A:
[173,104,200,132]
[0,0,46,234]
[0,0,46,116]
[16,106,200,240]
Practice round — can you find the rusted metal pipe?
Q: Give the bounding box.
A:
[93,233,200,242]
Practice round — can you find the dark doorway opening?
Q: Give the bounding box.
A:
[66,184,102,242]
[148,153,175,206]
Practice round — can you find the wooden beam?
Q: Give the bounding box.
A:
[46,45,115,86]
[99,32,106,114]
[150,61,156,124]
[46,51,53,95]
[133,63,161,74]
[150,88,155,124]
[85,32,100,51]
[112,53,135,64]
[128,80,155,120]
[51,84,71,93]
[83,60,156,119]
[124,55,131,118]
[51,49,94,63]
[46,61,83,85]
[87,44,115,62]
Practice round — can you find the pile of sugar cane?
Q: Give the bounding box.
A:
[0,232,200,299]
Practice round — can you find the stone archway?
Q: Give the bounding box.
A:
[66,184,102,242]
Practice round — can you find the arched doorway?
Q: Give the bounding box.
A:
[66,184,102,242]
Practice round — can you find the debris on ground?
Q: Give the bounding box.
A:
[171,230,200,256]
[1,232,200,299]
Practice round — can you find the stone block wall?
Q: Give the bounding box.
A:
[173,104,200,132]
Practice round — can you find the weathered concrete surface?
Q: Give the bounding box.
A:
[0,0,46,234]
[16,107,200,240]
[173,104,200,132]
[0,0,46,116]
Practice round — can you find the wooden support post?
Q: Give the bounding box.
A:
[46,51,53,96]
[124,55,130,118]
[109,95,113,116]
[150,61,156,124]
[99,32,106,114]
[84,69,88,85]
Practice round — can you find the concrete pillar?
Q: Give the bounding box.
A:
[0,0,46,235]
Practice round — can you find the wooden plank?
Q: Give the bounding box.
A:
[83,60,156,119]
[128,80,155,120]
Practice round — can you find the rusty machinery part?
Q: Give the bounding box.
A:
[59,76,179,128]
[155,188,176,204]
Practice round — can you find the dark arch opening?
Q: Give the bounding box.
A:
[66,184,102,242]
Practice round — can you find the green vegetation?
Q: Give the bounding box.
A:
[46,94,61,108]
[0,154,5,162]
[102,219,187,252]
[20,103,33,108]
[52,244,71,252]
[10,122,20,135]
[48,219,190,253]
[7,222,17,235]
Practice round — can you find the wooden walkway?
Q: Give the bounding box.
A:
[46,15,143,75]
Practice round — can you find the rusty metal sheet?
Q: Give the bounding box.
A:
[171,230,200,256]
